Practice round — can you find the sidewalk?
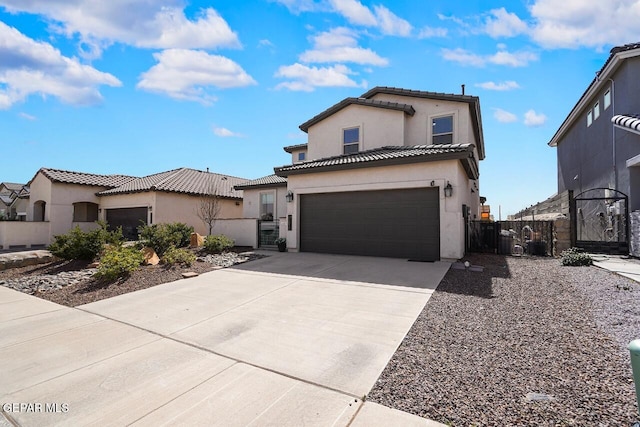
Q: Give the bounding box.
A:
[591,254,640,283]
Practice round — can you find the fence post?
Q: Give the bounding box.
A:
[630,340,640,416]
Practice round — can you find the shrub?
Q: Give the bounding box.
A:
[138,222,194,256]
[561,247,593,266]
[161,246,197,266]
[204,234,234,254]
[49,222,123,261]
[95,246,144,281]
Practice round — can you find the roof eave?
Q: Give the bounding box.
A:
[548,48,640,147]
[275,150,474,177]
[234,182,287,190]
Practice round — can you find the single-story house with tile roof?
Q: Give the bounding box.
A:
[0,167,248,249]
[97,168,247,239]
[273,86,485,261]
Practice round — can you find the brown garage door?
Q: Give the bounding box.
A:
[106,207,148,240]
[300,188,440,261]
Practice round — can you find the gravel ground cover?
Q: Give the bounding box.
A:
[369,253,639,426]
[0,250,267,307]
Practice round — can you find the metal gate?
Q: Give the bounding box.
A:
[571,188,629,254]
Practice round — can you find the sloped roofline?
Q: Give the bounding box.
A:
[27,167,137,188]
[283,143,308,153]
[298,97,416,133]
[548,42,640,147]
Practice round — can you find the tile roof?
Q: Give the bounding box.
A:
[98,168,248,199]
[234,174,287,190]
[0,182,26,192]
[0,195,12,206]
[283,143,308,153]
[299,97,416,132]
[612,114,640,134]
[274,144,478,179]
[361,86,480,103]
[36,168,137,188]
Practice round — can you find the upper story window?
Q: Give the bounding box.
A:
[343,127,360,154]
[260,192,274,221]
[604,89,611,110]
[298,152,306,161]
[432,115,453,145]
[587,110,593,127]
[593,102,600,120]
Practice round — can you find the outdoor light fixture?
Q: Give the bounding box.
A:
[444,182,453,198]
[286,191,294,202]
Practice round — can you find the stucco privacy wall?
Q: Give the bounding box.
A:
[99,191,242,236]
[285,160,473,259]
[241,187,287,219]
[0,221,49,249]
[212,219,258,247]
[307,105,405,159]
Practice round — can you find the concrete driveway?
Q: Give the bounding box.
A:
[1,252,449,426]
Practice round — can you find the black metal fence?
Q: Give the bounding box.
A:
[469,220,555,256]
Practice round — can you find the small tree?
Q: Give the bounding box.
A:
[196,182,222,235]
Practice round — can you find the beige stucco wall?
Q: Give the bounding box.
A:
[285,160,478,259]
[241,186,288,219]
[212,218,258,247]
[49,182,104,238]
[27,173,51,222]
[290,148,307,164]
[307,105,405,160]
[0,221,50,249]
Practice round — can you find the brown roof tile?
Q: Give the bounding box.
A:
[234,174,287,190]
[38,168,137,188]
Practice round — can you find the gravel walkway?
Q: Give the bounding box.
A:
[369,253,639,426]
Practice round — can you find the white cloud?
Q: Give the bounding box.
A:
[484,7,528,38]
[0,21,121,109]
[271,0,324,14]
[529,0,640,49]
[213,126,244,137]
[328,0,377,26]
[442,46,538,67]
[18,112,36,120]
[0,0,240,57]
[493,108,518,123]
[258,39,274,48]
[373,5,412,36]
[274,63,366,91]
[417,26,448,39]
[476,81,520,91]
[299,27,389,66]
[524,109,547,127]
[137,49,256,104]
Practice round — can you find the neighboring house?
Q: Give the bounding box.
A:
[548,42,640,254]
[0,167,247,249]
[273,86,485,261]
[0,182,29,220]
[234,174,288,247]
[97,168,246,238]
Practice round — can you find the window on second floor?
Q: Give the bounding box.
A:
[298,152,306,161]
[260,192,274,221]
[587,110,593,127]
[432,115,453,145]
[604,89,611,110]
[343,127,360,154]
[593,101,600,120]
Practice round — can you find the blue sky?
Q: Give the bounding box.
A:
[0,1,637,216]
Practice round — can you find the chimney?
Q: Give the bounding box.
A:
[461,84,465,95]
[206,167,209,173]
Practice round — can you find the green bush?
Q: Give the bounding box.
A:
[561,247,593,266]
[161,247,197,266]
[49,222,124,261]
[138,222,194,256]
[95,246,144,281]
[204,234,234,254]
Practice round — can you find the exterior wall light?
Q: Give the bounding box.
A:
[444,182,453,198]
[286,191,294,203]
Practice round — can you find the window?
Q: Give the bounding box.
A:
[593,102,600,120]
[298,152,306,161]
[432,115,453,144]
[343,127,359,154]
[604,89,611,109]
[73,202,99,222]
[260,192,274,221]
[587,110,593,127]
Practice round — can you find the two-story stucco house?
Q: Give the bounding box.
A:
[273,86,485,261]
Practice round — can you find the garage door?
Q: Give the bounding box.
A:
[300,188,440,261]
[106,207,148,240]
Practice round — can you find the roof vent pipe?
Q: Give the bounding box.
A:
[461,84,465,95]
[206,167,209,173]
